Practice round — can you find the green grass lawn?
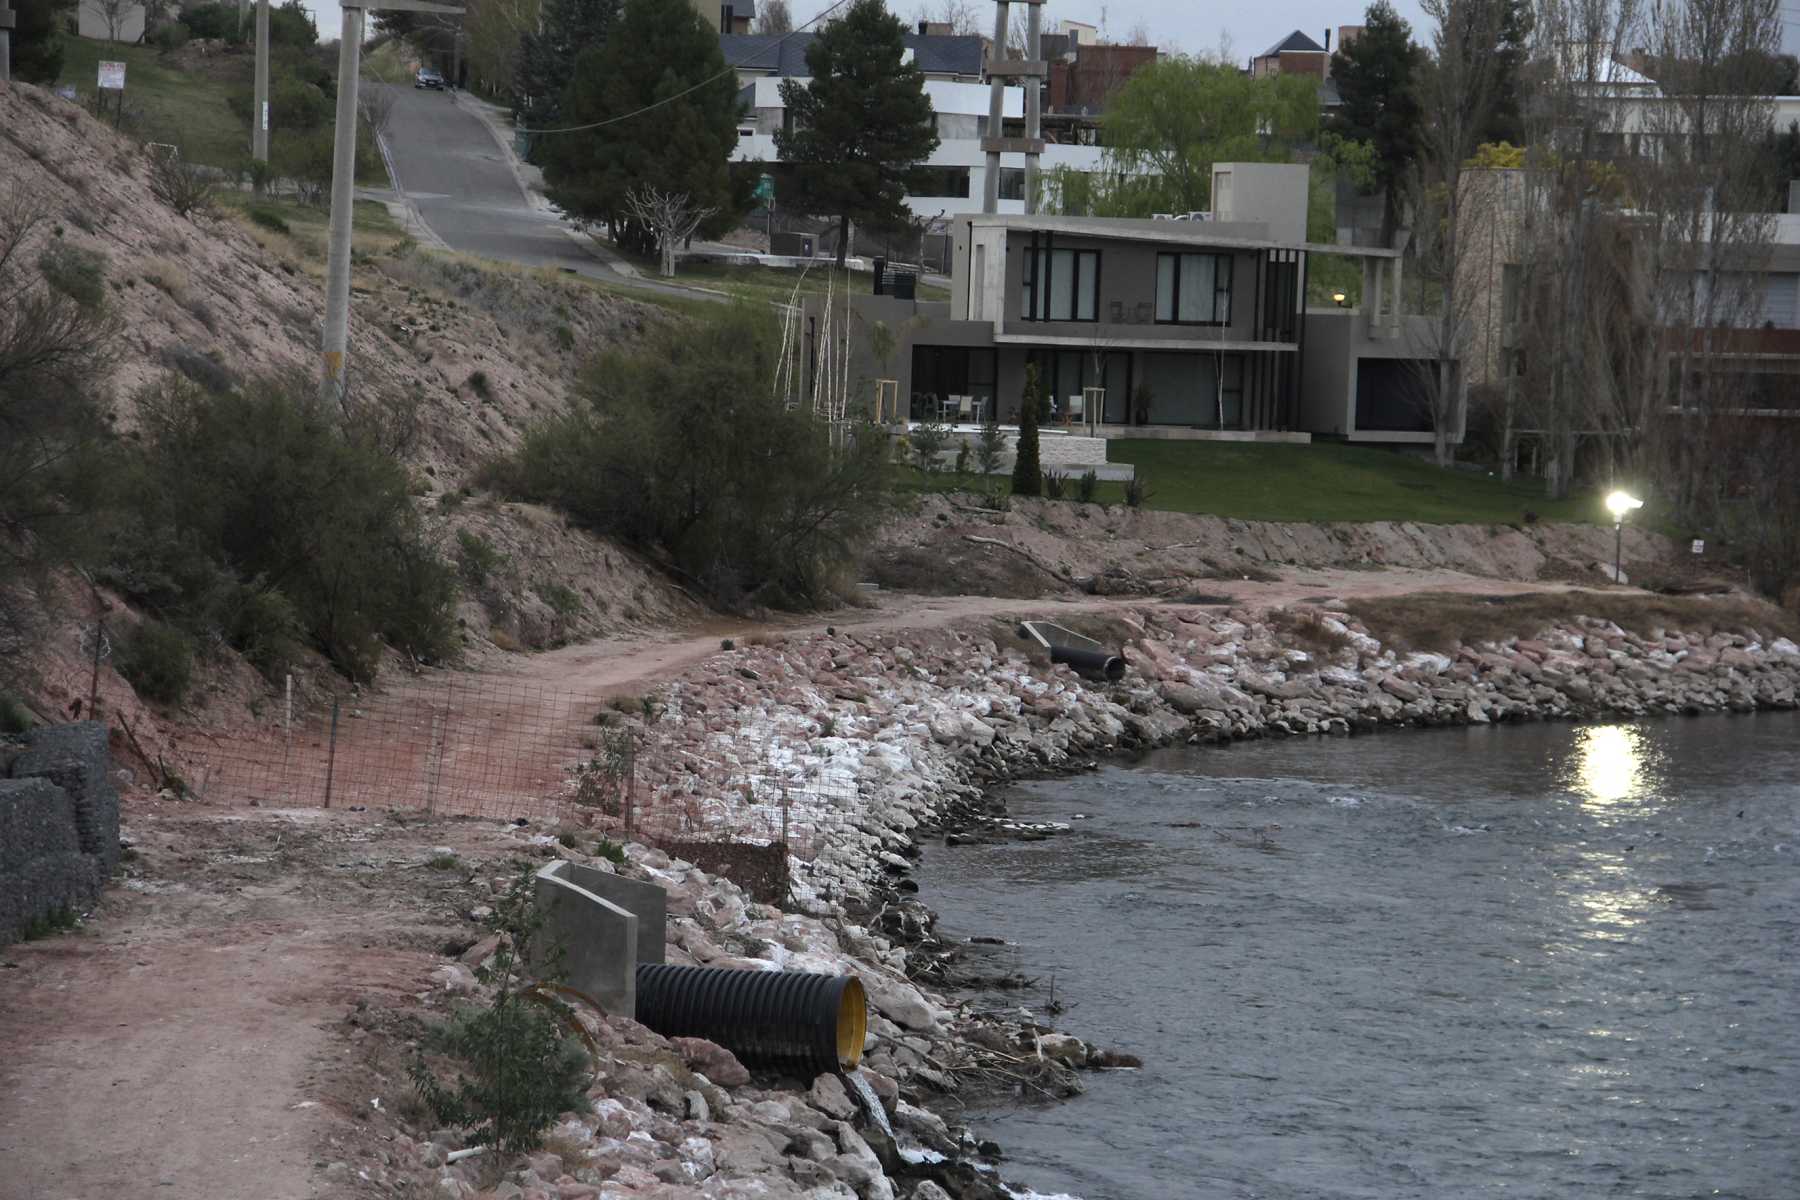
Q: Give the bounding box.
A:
[903,439,1601,525]
[59,40,251,169]
[675,262,950,307]
[1104,440,1595,524]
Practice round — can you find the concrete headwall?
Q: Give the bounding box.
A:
[531,861,668,1018]
[2,722,118,946]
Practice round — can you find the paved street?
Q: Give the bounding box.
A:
[375,83,707,301]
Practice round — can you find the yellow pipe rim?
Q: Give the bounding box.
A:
[837,977,868,1068]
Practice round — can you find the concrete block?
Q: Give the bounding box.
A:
[532,861,652,1017]
[553,862,666,963]
[12,722,120,874]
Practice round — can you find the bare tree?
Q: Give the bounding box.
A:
[95,0,138,42]
[917,0,979,34]
[1406,0,1518,465]
[622,186,717,278]
[359,80,397,140]
[758,0,794,34]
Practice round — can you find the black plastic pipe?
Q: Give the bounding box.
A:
[634,963,867,1077]
[1050,644,1126,681]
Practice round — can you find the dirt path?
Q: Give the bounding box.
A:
[501,567,1590,696]
[0,807,482,1200]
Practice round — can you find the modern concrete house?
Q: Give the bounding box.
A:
[795,163,1457,448]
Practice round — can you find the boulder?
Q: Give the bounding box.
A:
[670,1037,751,1088]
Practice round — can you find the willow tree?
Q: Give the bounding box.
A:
[1088,56,1320,216]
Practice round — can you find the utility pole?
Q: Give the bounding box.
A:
[321,0,462,398]
[0,2,15,84]
[252,0,270,161]
[980,0,1045,214]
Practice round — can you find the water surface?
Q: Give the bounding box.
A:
[919,715,1800,1200]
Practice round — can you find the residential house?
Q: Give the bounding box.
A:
[1046,43,1158,117]
[78,0,145,42]
[1252,30,1332,80]
[693,0,754,35]
[795,163,1458,447]
[724,29,1110,217]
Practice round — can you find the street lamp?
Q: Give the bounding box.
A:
[1605,490,1643,583]
[1331,290,1348,307]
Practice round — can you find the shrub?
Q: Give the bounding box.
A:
[227,582,305,680]
[535,581,583,617]
[909,421,949,473]
[273,129,333,206]
[467,370,492,401]
[247,205,290,234]
[181,3,247,42]
[146,147,216,220]
[38,242,108,309]
[594,838,627,865]
[953,440,971,475]
[152,20,191,52]
[1077,468,1099,503]
[554,324,576,352]
[1123,472,1152,508]
[410,867,593,1154]
[1011,364,1043,497]
[974,418,1007,477]
[455,528,504,586]
[504,303,892,609]
[1043,470,1067,500]
[112,375,457,681]
[117,618,195,706]
[0,693,35,734]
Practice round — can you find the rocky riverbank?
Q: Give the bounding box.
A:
[382,591,1797,1200]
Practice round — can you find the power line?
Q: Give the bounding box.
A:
[516,0,857,136]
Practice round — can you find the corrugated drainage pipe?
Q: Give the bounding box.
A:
[634,963,867,1077]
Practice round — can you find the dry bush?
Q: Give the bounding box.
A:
[146,145,216,219]
[140,256,192,304]
[1265,606,1355,659]
[1344,592,1796,653]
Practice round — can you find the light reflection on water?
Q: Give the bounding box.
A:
[919,715,1800,1200]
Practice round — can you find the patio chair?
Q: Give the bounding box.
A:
[1066,393,1084,426]
[955,395,974,424]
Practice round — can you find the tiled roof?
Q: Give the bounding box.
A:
[1259,30,1327,58]
[721,32,985,79]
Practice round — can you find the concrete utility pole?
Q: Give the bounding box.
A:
[321,0,462,399]
[980,0,1046,214]
[252,0,270,161]
[0,2,16,85]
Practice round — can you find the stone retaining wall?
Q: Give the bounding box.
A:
[1,722,118,946]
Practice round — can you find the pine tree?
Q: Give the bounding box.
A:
[12,0,74,84]
[1330,1,1424,242]
[514,0,620,130]
[538,0,743,257]
[775,0,939,266]
[1011,365,1043,497]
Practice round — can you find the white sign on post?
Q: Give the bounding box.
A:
[1691,539,1705,555]
[97,61,126,90]
[261,101,270,132]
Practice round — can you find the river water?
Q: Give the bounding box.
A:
[917,714,1800,1200]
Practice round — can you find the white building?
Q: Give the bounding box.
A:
[722,31,1110,217]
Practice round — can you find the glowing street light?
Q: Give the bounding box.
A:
[1606,490,1643,583]
[1332,290,1348,307]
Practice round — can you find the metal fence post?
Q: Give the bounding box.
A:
[323,698,340,809]
[88,617,105,716]
[280,673,293,804]
[624,734,637,841]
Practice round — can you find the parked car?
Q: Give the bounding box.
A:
[415,67,444,90]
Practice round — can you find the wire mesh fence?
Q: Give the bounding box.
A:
[164,670,863,873]
[169,673,632,823]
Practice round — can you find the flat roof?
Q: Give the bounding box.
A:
[961,213,1404,258]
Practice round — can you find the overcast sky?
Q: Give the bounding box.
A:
[296,0,1800,62]
[297,0,1436,60]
